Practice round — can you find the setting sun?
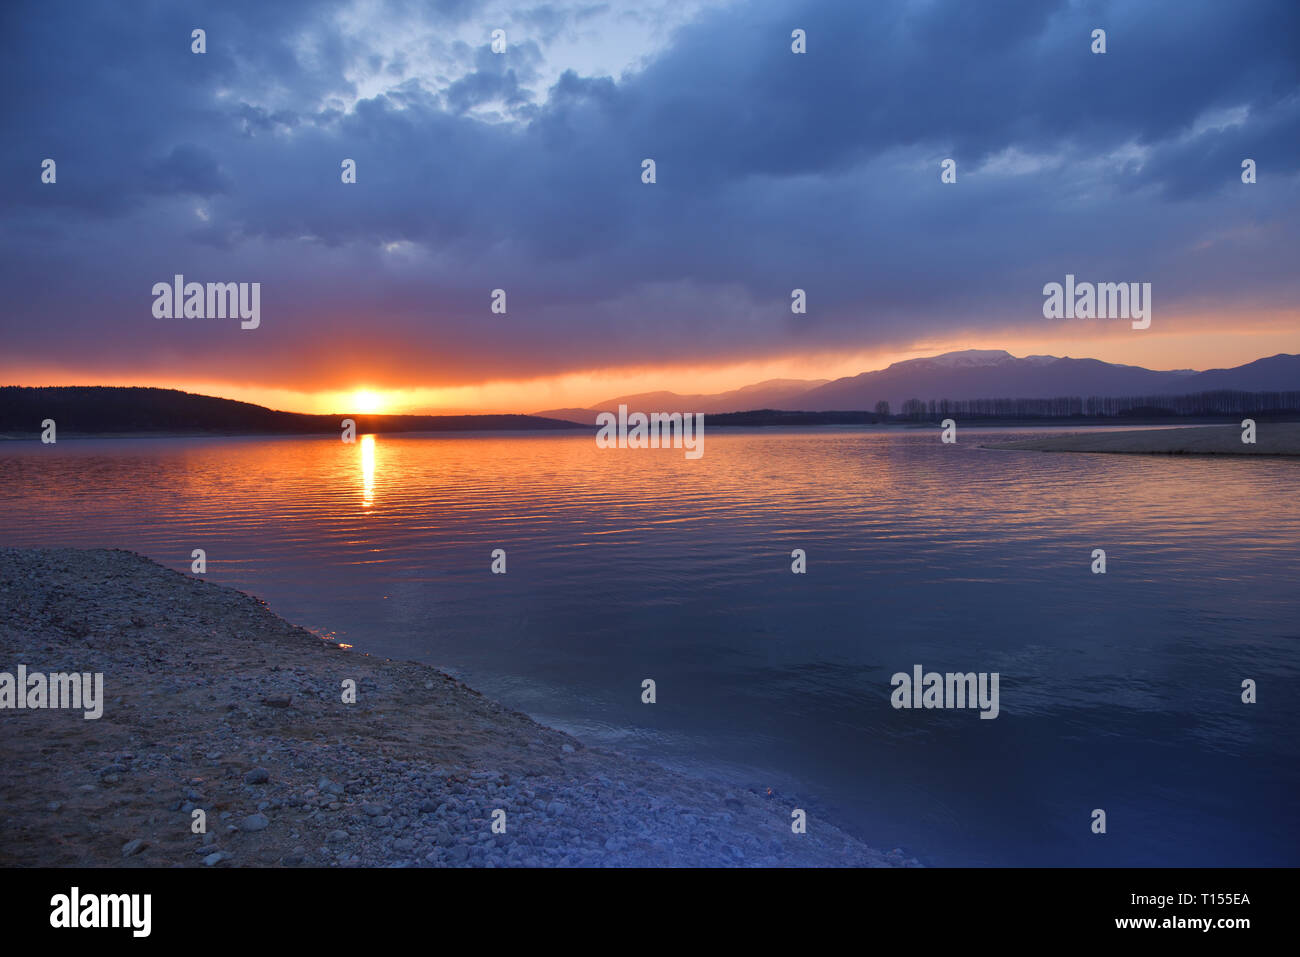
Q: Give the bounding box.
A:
[351,389,385,414]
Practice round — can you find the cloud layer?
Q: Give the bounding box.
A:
[1,0,1297,396]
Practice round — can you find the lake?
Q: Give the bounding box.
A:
[2,426,1297,866]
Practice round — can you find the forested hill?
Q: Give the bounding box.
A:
[0,386,583,436]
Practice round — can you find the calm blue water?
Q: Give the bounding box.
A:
[1,426,1297,866]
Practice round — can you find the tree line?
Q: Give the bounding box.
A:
[886,390,1300,420]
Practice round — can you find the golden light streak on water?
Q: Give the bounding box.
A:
[361,434,376,507]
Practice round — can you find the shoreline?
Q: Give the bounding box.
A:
[0,427,588,442]
[981,422,1300,457]
[0,547,908,868]
[6,417,1299,444]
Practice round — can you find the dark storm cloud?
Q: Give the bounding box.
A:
[0,0,1296,388]
[145,145,232,195]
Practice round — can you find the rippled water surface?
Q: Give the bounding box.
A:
[2,427,1297,865]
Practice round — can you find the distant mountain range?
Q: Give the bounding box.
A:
[536,350,1300,423]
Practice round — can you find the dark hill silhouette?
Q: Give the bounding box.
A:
[794,352,1194,410]
[1181,354,1300,392]
[0,386,583,436]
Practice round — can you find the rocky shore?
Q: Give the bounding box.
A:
[0,547,907,868]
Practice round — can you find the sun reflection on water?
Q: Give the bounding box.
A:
[360,434,376,507]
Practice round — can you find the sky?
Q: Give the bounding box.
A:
[1,0,1297,414]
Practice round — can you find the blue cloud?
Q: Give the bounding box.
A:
[0,0,1296,388]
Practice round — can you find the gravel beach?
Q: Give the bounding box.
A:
[0,547,906,868]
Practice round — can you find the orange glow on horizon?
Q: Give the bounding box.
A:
[2,311,1295,415]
